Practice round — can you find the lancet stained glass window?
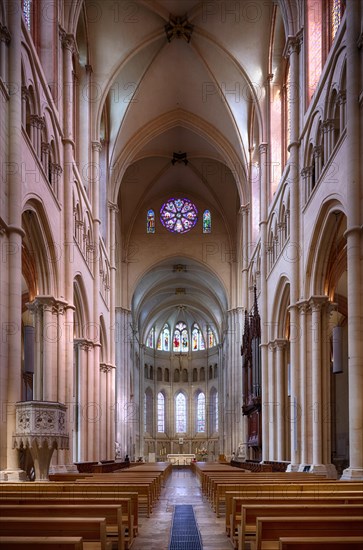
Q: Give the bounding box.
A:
[146,327,154,348]
[176,392,186,432]
[197,392,206,432]
[160,198,198,234]
[147,209,155,233]
[331,0,344,42]
[157,392,165,432]
[157,324,170,351]
[192,323,205,351]
[173,322,188,352]
[23,0,32,30]
[203,210,211,233]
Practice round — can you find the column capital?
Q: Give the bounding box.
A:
[30,114,45,129]
[268,341,276,351]
[337,90,346,105]
[313,144,322,158]
[59,27,77,54]
[283,30,303,58]
[309,295,329,312]
[322,119,334,132]
[239,203,250,216]
[100,363,114,373]
[108,200,119,213]
[296,299,309,314]
[50,163,63,176]
[259,142,268,155]
[92,140,102,152]
[28,296,68,315]
[275,338,288,350]
[74,338,93,351]
[301,166,313,178]
[0,23,11,44]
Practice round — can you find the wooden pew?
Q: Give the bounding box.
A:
[237,504,363,550]
[0,494,137,541]
[213,481,363,516]
[0,504,125,550]
[226,492,363,540]
[0,517,111,550]
[278,536,363,549]
[255,516,363,550]
[0,481,153,517]
[0,537,84,549]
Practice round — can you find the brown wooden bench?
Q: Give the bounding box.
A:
[278,536,363,549]
[0,536,84,549]
[255,516,363,550]
[226,491,363,538]
[0,481,152,517]
[237,503,363,550]
[0,494,137,541]
[0,504,125,550]
[213,481,363,517]
[0,517,111,550]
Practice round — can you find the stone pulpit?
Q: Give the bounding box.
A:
[13,401,69,481]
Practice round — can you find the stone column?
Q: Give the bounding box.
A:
[268,342,276,460]
[298,301,309,466]
[61,29,76,464]
[91,141,102,462]
[115,308,132,457]
[337,91,346,131]
[108,201,118,366]
[275,339,287,461]
[313,145,322,182]
[99,364,107,459]
[0,23,11,81]
[240,205,250,307]
[284,31,302,469]
[2,0,26,479]
[341,2,363,481]
[309,296,328,474]
[259,142,269,462]
[108,366,116,458]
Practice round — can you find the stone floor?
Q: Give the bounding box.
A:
[131,467,233,550]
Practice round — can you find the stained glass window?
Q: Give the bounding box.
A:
[173,322,188,352]
[160,198,198,234]
[147,209,155,233]
[192,323,205,351]
[146,327,154,348]
[307,0,323,103]
[203,210,211,233]
[176,392,186,432]
[22,0,32,30]
[207,328,216,348]
[197,392,206,432]
[331,0,344,42]
[157,324,170,351]
[157,392,165,432]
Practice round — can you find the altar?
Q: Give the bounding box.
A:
[167,453,195,465]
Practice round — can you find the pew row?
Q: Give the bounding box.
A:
[0,504,126,550]
[0,537,84,549]
[254,516,363,550]
[0,517,111,550]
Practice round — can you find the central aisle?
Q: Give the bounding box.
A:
[131,467,232,550]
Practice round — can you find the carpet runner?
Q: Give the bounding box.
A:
[168,504,203,549]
